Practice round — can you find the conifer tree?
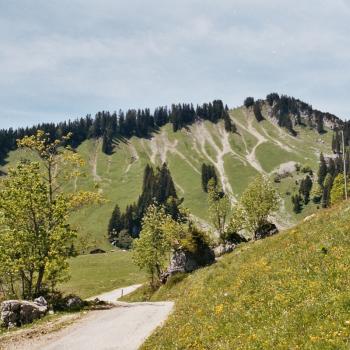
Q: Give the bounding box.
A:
[291,194,302,213]
[156,163,177,203]
[253,101,264,122]
[201,164,218,192]
[299,175,313,204]
[223,111,236,132]
[244,97,255,108]
[102,128,113,155]
[318,153,328,187]
[108,204,122,241]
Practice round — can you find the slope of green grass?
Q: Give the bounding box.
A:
[255,141,302,173]
[127,202,350,349]
[1,107,334,249]
[60,251,146,299]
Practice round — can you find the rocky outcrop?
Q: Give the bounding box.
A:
[168,250,199,275]
[161,247,215,283]
[255,222,278,240]
[1,297,48,328]
[214,243,235,258]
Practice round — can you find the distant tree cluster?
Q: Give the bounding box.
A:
[316,152,350,208]
[0,100,234,162]
[247,93,341,136]
[108,163,183,247]
[171,100,233,132]
[292,175,313,213]
[201,163,218,192]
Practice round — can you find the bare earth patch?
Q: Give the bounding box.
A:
[0,313,84,350]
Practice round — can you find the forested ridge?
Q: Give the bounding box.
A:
[0,100,231,163]
[0,93,346,166]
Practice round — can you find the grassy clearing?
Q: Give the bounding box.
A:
[60,251,146,299]
[127,202,350,349]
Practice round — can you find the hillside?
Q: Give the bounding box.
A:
[124,201,350,349]
[1,103,334,249]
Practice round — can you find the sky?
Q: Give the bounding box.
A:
[1,0,350,129]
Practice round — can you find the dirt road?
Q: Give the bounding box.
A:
[4,285,173,350]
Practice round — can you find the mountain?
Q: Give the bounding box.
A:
[0,95,339,250]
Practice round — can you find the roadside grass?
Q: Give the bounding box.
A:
[0,312,83,347]
[60,251,146,299]
[128,201,350,349]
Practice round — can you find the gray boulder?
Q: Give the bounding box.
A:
[168,250,199,275]
[34,296,48,307]
[1,299,48,328]
[65,296,84,311]
[214,243,235,257]
[255,222,278,240]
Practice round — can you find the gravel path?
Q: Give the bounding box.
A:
[7,285,173,350]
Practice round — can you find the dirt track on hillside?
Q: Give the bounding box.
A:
[1,285,173,350]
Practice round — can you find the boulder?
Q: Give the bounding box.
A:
[255,222,279,240]
[90,248,106,254]
[34,296,48,307]
[168,247,215,276]
[1,298,48,328]
[214,243,235,258]
[168,250,199,275]
[65,295,84,311]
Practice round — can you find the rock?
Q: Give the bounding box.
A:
[303,214,316,222]
[1,299,48,328]
[90,248,106,254]
[214,243,235,258]
[255,222,278,240]
[65,296,84,311]
[168,247,215,276]
[168,250,198,275]
[34,296,48,307]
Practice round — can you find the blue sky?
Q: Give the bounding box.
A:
[1,0,350,128]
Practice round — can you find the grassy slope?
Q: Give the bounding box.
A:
[60,251,146,299]
[1,107,333,248]
[125,202,350,349]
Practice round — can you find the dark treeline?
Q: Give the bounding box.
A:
[0,100,233,161]
[245,93,341,136]
[108,163,183,247]
[317,151,350,208]
[332,127,350,153]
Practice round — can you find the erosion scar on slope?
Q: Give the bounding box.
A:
[230,112,266,174]
[192,122,238,203]
[148,131,200,174]
[90,139,102,182]
[125,143,139,174]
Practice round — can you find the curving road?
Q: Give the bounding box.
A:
[7,285,173,350]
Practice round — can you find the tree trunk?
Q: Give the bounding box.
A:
[35,266,45,296]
